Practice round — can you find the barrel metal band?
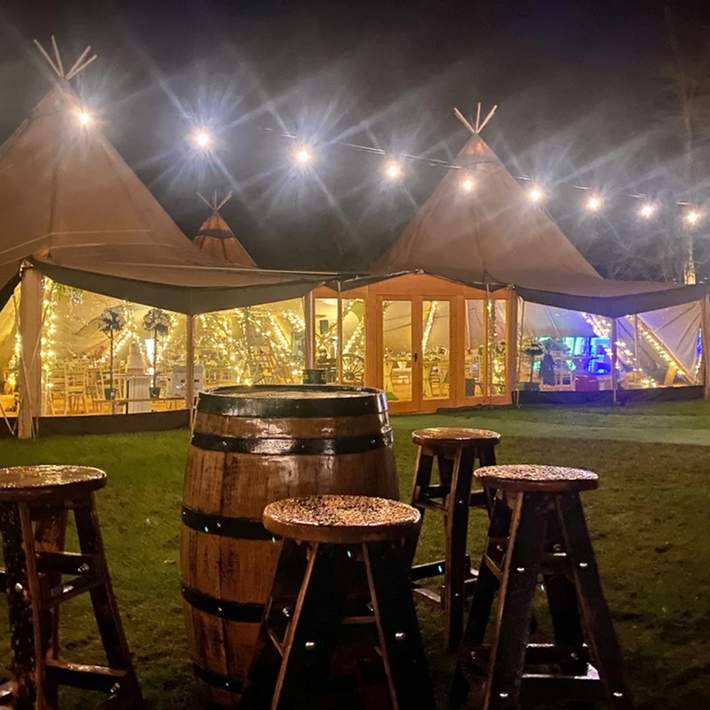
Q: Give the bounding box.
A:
[181,506,274,540]
[191,429,394,455]
[197,385,388,418]
[182,585,264,623]
[193,663,244,693]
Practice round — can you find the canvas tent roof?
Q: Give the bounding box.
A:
[0,83,329,314]
[194,204,257,267]
[369,134,706,318]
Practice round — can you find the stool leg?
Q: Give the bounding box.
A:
[406,448,435,566]
[484,493,549,710]
[270,543,352,709]
[445,447,475,650]
[364,540,436,710]
[450,494,512,708]
[34,505,68,708]
[73,495,142,705]
[0,502,45,710]
[556,494,634,709]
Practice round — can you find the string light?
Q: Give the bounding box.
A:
[292,144,314,167]
[383,158,404,182]
[190,127,213,150]
[527,185,546,203]
[638,201,657,219]
[585,193,604,212]
[683,209,701,226]
[75,108,93,127]
[459,174,475,193]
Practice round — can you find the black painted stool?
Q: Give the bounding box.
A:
[451,464,633,709]
[244,495,436,710]
[408,427,500,649]
[0,465,142,710]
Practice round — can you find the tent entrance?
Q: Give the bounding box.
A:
[377,295,455,412]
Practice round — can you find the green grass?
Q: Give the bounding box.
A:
[0,399,708,708]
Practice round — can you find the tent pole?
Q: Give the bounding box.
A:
[185,315,195,409]
[701,295,710,398]
[515,297,525,408]
[18,264,42,439]
[611,317,619,404]
[336,282,344,384]
[633,313,640,382]
[505,291,518,406]
[303,291,316,371]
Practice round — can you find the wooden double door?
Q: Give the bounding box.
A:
[376,295,455,413]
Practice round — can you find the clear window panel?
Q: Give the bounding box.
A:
[383,300,412,402]
[314,298,365,385]
[40,280,187,415]
[0,289,19,416]
[196,299,304,387]
[489,300,507,395]
[423,300,450,400]
[464,300,485,397]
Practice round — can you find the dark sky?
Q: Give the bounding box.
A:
[1,1,709,277]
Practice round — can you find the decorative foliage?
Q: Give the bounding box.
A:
[143,308,170,336]
[98,307,125,336]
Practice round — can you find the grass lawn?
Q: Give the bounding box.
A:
[0,400,708,708]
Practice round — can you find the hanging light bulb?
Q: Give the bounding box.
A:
[383,158,404,181]
[527,184,545,203]
[585,193,604,212]
[638,201,657,219]
[683,209,701,226]
[459,174,475,193]
[190,127,213,150]
[292,144,314,167]
[75,108,94,127]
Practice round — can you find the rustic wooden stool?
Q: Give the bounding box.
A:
[451,464,633,710]
[408,427,501,649]
[244,494,435,710]
[0,465,142,709]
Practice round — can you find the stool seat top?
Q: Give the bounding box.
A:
[475,464,598,492]
[412,427,501,448]
[264,495,420,544]
[0,465,106,501]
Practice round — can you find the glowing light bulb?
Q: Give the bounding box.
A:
[293,144,314,166]
[190,128,213,150]
[638,202,657,219]
[76,108,93,126]
[384,159,403,181]
[684,209,701,226]
[585,193,604,212]
[528,185,545,203]
[459,174,475,193]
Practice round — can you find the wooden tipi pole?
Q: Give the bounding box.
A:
[336,282,344,384]
[505,291,518,404]
[611,317,619,404]
[185,315,195,409]
[18,264,42,439]
[303,291,316,372]
[701,295,710,398]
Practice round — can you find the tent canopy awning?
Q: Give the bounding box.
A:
[334,268,707,318]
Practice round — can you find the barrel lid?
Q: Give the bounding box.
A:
[197,385,389,418]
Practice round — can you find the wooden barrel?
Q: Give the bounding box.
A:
[180,385,398,705]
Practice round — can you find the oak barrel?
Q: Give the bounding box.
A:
[180,385,398,704]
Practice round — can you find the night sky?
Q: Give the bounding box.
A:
[1,1,709,278]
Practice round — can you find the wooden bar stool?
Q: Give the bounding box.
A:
[244,495,435,710]
[0,465,142,709]
[451,464,633,710]
[408,427,501,649]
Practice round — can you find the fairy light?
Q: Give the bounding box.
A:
[75,108,93,127]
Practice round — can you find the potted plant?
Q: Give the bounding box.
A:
[143,308,170,398]
[98,307,125,400]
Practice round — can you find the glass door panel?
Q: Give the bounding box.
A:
[382,300,413,402]
[489,300,507,395]
[423,300,450,400]
[464,300,485,397]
